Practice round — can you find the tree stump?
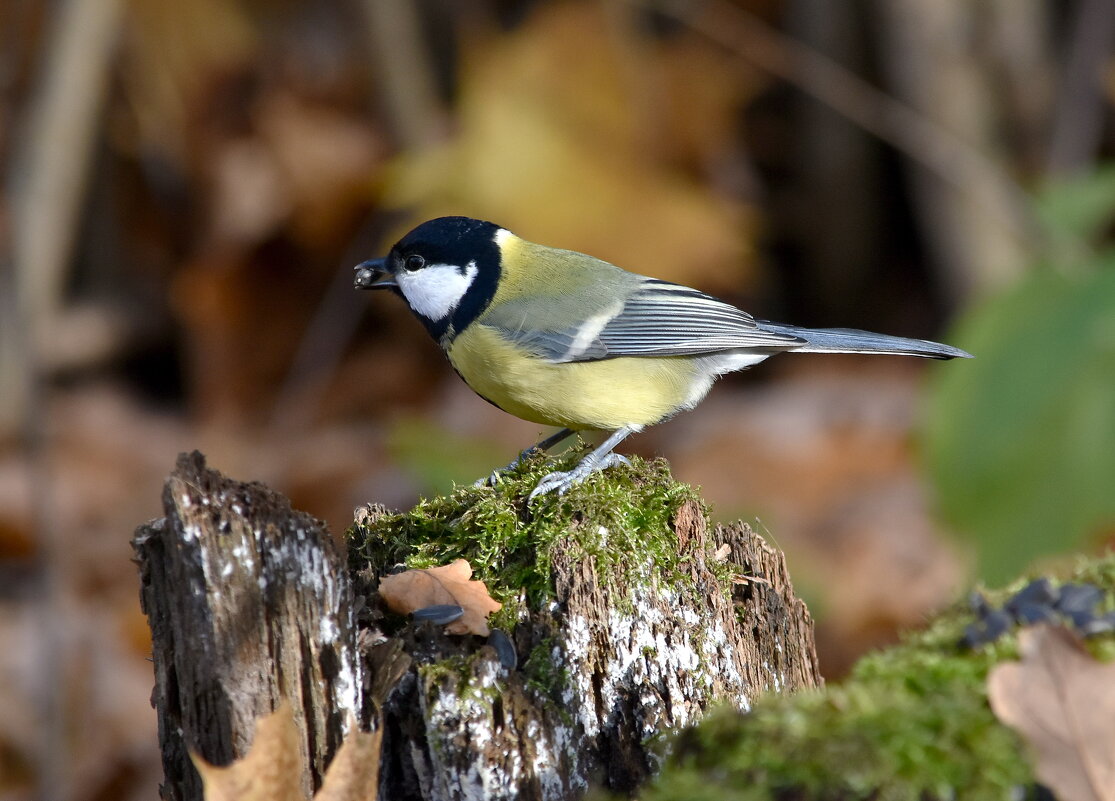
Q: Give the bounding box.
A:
[134,452,821,801]
[133,452,363,800]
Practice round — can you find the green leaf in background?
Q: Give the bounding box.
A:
[924,263,1115,584]
[1034,165,1115,244]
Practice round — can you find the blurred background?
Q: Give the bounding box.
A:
[3,0,1115,798]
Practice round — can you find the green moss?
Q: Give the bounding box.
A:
[487,597,525,635]
[347,447,708,617]
[418,654,473,697]
[642,552,1115,801]
[522,638,573,718]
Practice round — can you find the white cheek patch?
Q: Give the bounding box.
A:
[397,261,479,321]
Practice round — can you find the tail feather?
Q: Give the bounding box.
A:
[756,321,972,360]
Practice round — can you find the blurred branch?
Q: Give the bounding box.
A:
[361,0,448,149]
[267,252,368,435]
[986,0,1056,173]
[5,0,124,431]
[781,0,888,312]
[646,0,1043,292]
[873,0,1039,300]
[1046,0,1115,176]
[2,3,124,801]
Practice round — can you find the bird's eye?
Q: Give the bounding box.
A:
[404,254,425,272]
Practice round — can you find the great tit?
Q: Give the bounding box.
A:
[354,216,971,499]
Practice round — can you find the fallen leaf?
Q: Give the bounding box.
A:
[988,625,1115,801]
[378,559,502,636]
[192,704,306,801]
[193,704,384,801]
[314,724,382,801]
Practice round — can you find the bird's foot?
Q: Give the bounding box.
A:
[528,453,630,500]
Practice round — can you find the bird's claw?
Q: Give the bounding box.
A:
[473,467,507,488]
[472,472,498,488]
[528,453,630,501]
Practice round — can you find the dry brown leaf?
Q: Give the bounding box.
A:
[256,92,384,246]
[192,704,306,801]
[194,704,384,801]
[314,724,382,801]
[988,625,1115,801]
[378,559,502,636]
[381,2,753,293]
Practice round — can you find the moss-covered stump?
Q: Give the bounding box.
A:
[639,555,1115,801]
[349,452,821,801]
[133,450,820,800]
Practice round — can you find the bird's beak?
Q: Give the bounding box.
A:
[354,258,397,290]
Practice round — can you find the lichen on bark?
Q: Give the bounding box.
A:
[349,451,821,800]
[135,449,820,801]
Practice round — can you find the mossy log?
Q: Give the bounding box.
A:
[134,451,821,801]
[640,556,1115,800]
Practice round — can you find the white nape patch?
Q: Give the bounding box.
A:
[560,299,624,361]
[396,260,478,321]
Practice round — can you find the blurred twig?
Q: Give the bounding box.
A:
[361,0,448,149]
[1046,0,1115,176]
[6,0,124,428]
[873,0,1039,299]
[645,0,1044,278]
[11,0,124,334]
[267,251,370,436]
[4,1,125,800]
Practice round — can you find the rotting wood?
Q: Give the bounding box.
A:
[135,452,820,801]
[133,451,362,801]
[356,498,821,800]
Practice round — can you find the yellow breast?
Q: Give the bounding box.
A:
[446,324,704,430]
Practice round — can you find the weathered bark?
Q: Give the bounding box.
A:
[135,453,820,801]
[133,452,362,800]
[362,499,820,800]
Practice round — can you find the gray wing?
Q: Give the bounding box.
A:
[486,278,805,363]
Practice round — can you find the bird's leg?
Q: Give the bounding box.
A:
[478,428,577,486]
[529,426,638,500]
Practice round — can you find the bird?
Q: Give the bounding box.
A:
[354,216,971,499]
